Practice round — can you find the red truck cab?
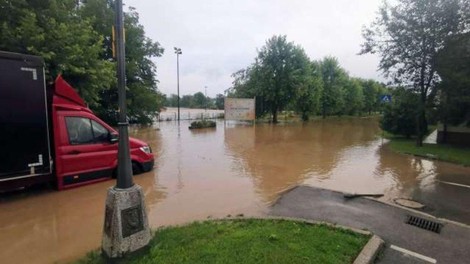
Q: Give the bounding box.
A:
[0,51,154,191]
[52,76,155,190]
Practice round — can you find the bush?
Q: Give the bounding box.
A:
[189,120,216,129]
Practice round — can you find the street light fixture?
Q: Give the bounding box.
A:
[102,0,151,258]
[174,47,182,122]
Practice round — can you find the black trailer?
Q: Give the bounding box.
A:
[0,51,52,188]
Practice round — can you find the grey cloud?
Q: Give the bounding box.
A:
[130,0,386,97]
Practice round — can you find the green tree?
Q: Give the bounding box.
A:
[295,60,323,121]
[215,94,225,110]
[381,88,419,138]
[0,0,115,108]
[342,78,365,116]
[181,95,192,108]
[361,0,469,146]
[254,35,312,123]
[362,80,382,115]
[320,57,348,118]
[436,32,470,128]
[165,94,179,107]
[124,7,164,124]
[228,68,256,97]
[80,1,164,124]
[0,0,164,125]
[192,92,206,108]
[228,37,386,120]
[206,96,215,109]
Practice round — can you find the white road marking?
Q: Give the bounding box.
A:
[390,245,437,263]
[437,180,470,189]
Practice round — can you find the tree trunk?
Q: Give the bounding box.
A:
[302,112,309,121]
[416,118,423,146]
[442,92,449,144]
[272,106,278,123]
[416,102,426,147]
[442,122,448,144]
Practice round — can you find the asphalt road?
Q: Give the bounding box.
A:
[270,186,470,264]
[412,176,470,224]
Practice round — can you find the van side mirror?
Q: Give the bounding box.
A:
[109,133,119,143]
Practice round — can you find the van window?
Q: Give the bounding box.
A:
[91,120,109,142]
[65,117,109,145]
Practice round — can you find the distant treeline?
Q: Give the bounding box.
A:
[225,36,388,122]
[163,92,225,110]
[0,0,164,125]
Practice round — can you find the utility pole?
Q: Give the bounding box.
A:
[102,0,151,258]
[174,47,182,122]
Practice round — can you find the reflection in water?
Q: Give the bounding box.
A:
[375,145,437,199]
[1,118,469,263]
[224,118,387,201]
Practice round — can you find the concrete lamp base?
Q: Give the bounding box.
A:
[102,184,151,258]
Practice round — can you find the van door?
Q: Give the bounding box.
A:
[56,113,117,188]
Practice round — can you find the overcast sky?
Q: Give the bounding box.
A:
[130,0,385,97]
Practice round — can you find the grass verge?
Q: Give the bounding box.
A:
[387,138,470,166]
[76,219,370,264]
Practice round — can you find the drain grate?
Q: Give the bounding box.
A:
[406,215,443,233]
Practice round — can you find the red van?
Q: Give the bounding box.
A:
[0,51,154,191]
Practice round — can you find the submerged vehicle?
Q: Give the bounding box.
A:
[0,51,154,191]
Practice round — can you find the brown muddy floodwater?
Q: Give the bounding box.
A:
[1,117,469,263]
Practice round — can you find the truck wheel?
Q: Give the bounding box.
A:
[132,162,142,175]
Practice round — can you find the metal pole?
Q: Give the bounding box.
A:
[102,2,151,258]
[177,53,180,122]
[175,47,182,123]
[115,0,133,189]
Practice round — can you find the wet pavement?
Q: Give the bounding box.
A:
[270,186,470,264]
[0,117,469,263]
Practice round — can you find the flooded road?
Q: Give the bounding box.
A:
[1,117,469,263]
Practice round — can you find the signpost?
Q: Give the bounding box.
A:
[380,95,392,103]
[380,94,392,145]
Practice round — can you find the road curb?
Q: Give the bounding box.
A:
[364,196,470,229]
[279,184,470,229]
[353,235,384,264]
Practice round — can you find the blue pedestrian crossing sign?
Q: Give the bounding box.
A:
[380,95,392,103]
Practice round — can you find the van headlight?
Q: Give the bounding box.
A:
[140,146,152,154]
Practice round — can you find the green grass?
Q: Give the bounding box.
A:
[76,219,370,264]
[388,138,470,166]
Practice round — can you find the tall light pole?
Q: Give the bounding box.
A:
[102,0,151,258]
[205,86,208,112]
[174,47,182,122]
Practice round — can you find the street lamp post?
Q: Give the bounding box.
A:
[174,47,182,122]
[205,86,207,112]
[102,0,151,258]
